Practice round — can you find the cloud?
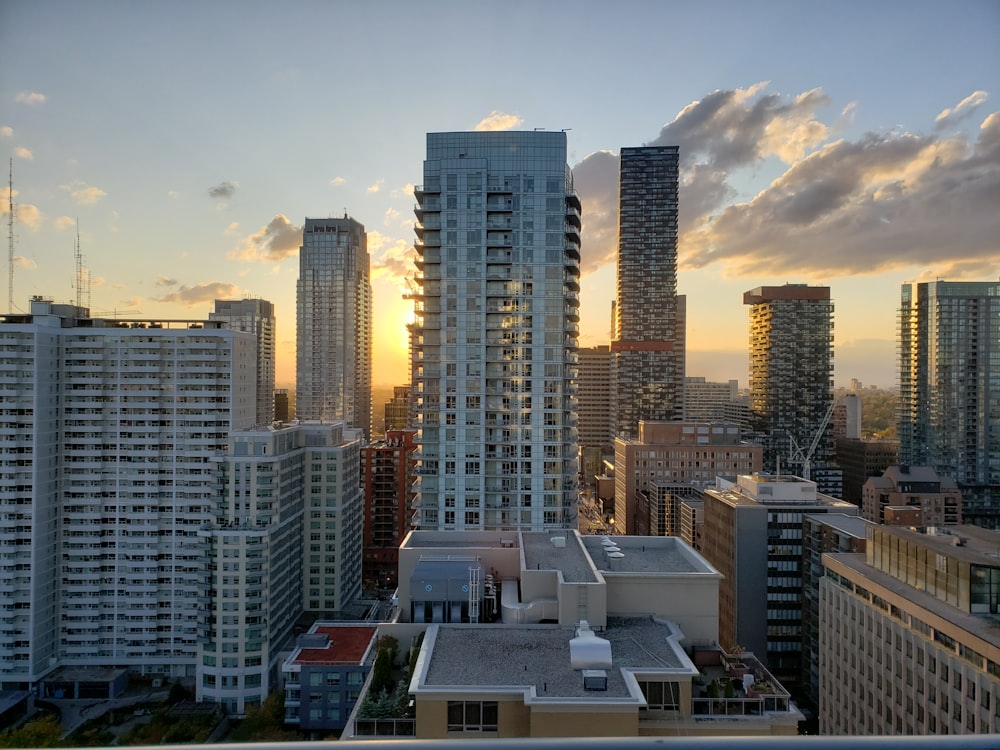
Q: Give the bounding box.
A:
[16,204,42,229]
[91,276,105,287]
[155,276,178,287]
[474,111,524,132]
[167,190,180,200]
[392,183,415,198]
[13,256,37,270]
[228,214,302,262]
[330,176,346,186]
[55,216,75,230]
[368,230,414,281]
[384,207,400,225]
[14,146,33,160]
[224,221,240,235]
[15,91,45,105]
[61,181,107,205]
[936,90,988,130]
[154,281,239,307]
[208,180,238,199]
[0,126,12,137]
[367,179,384,193]
[571,85,1000,284]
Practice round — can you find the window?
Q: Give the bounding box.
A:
[447,701,498,732]
[639,680,681,711]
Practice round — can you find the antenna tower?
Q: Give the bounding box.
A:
[73,220,91,311]
[7,158,14,314]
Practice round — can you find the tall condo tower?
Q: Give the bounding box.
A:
[898,280,1000,527]
[210,297,276,426]
[410,131,581,531]
[296,217,372,440]
[613,146,686,439]
[744,284,835,479]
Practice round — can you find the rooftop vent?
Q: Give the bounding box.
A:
[551,536,566,548]
[570,620,612,669]
[583,669,608,691]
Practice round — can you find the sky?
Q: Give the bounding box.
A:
[2,0,998,390]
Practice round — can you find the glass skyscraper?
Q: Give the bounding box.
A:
[898,280,1000,527]
[410,131,580,531]
[296,217,372,440]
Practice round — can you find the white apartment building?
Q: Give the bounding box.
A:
[821,524,1000,735]
[0,298,255,687]
[197,421,362,715]
[410,131,581,531]
[209,298,276,426]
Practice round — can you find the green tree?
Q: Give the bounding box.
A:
[0,715,64,748]
[370,647,394,695]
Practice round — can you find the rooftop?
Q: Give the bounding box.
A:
[522,532,598,583]
[419,617,693,701]
[289,625,377,667]
[804,513,871,538]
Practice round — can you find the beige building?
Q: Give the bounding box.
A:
[862,465,962,526]
[614,422,761,535]
[343,529,803,740]
[820,524,1000,735]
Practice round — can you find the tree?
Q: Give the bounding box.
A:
[0,716,63,748]
[370,647,394,696]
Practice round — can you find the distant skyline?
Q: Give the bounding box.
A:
[2,0,997,390]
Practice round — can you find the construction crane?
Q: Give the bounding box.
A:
[787,400,836,481]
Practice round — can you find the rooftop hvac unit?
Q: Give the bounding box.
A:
[582,669,608,691]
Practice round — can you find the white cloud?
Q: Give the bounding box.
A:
[367,179,384,193]
[0,126,12,137]
[474,111,524,131]
[15,91,46,105]
[13,256,37,270]
[13,146,33,160]
[936,90,989,130]
[61,181,108,206]
[224,221,240,235]
[228,214,302,262]
[330,176,346,186]
[167,190,180,200]
[55,216,76,230]
[384,207,400,225]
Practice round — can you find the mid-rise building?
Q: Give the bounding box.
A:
[832,393,861,441]
[820,524,1000,735]
[835,436,899,505]
[383,384,411,432]
[274,388,290,422]
[209,297,276,426]
[613,146,686,439]
[898,280,1000,528]
[197,421,362,715]
[614,421,761,535]
[0,299,255,687]
[744,284,835,489]
[702,473,857,691]
[862,464,962,526]
[361,429,417,589]
[577,345,615,478]
[296,216,372,440]
[410,131,581,531]
[684,377,740,422]
[800,513,870,714]
[339,530,802,739]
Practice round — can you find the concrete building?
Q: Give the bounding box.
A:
[341,529,801,739]
[744,285,836,491]
[209,297,276,426]
[613,146,686,439]
[835,437,899,506]
[684,377,740,422]
[410,131,581,531]
[800,513,870,715]
[274,388,290,422]
[361,429,417,589]
[296,216,372,440]
[282,624,378,732]
[613,421,761,535]
[383,384,412,432]
[862,464,962,526]
[0,298,255,688]
[832,393,861,441]
[701,474,857,692]
[820,524,1000,735]
[577,344,615,477]
[196,420,361,714]
[898,280,1000,528]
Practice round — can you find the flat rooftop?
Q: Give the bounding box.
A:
[805,513,870,538]
[421,618,691,700]
[580,536,708,576]
[522,532,598,583]
[290,625,377,667]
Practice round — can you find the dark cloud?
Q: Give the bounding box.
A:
[228,214,302,262]
[155,281,239,306]
[208,181,238,199]
[571,84,1000,283]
